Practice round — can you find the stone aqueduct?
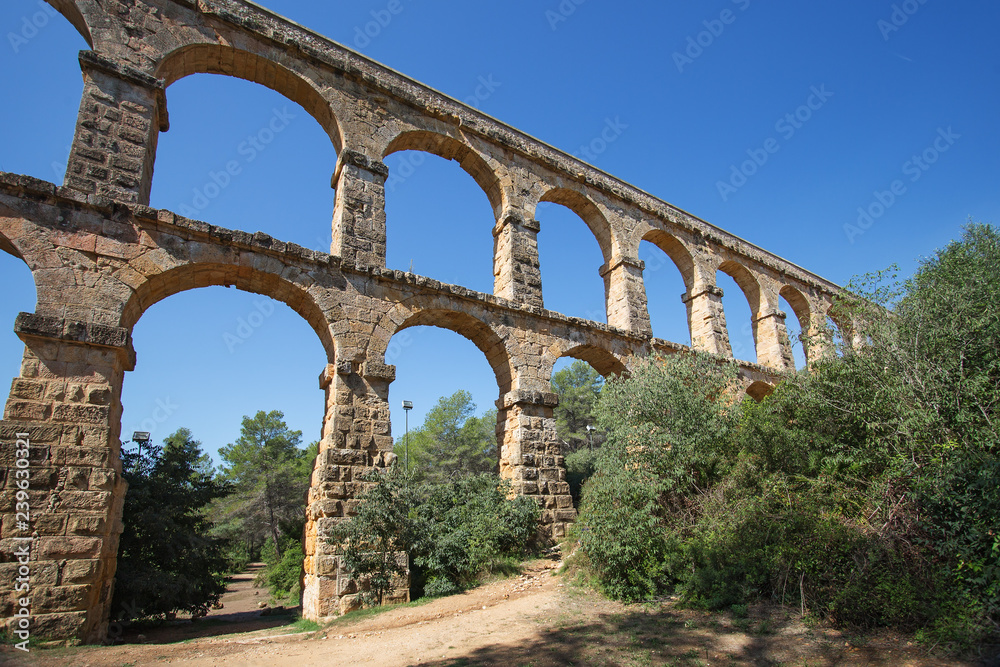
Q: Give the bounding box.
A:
[0,0,846,642]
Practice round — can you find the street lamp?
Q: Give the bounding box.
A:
[131,431,151,457]
[402,400,413,472]
[586,425,595,451]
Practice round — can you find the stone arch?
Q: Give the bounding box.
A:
[717,260,762,316]
[119,262,338,362]
[746,380,774,402]
[383,130,505,218]
[552,343,628,380]
[779,284,813,361]
[536,187,613,266]
[45,0,95,47]
[641,229,695,292]
[372,300,516,394]
[155,43,343,152]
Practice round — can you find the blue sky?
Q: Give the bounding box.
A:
[1,0,998,467]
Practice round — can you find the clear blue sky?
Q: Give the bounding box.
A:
[1,0,998,467]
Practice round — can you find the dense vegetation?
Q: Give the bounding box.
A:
[330,469,540,605]
[574,224,1000,648]
[113,429,229,621]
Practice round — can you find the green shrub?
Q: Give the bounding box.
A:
[411,474,540,594]
[258,538,304,604]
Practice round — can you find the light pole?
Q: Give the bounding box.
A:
[586,425,594,451]
[402,400,413,472]
[132,431,151,458]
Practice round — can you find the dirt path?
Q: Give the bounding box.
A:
[6,559,996,666]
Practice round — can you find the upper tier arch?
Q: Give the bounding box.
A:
[383,130,506,218]
[155,43,343,153]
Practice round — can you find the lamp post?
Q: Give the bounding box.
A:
[132,431,151,457]
[586,425,594,451]
[402,400,413,472]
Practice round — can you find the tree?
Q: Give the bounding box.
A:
[551,360,605,452]
[330,468,414,607]
[393,391,497,484]
[215,411,308,559]
[113,428,229,621]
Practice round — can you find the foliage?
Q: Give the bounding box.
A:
[409,474,540,595]
[329,468,416,606]
[551,360,605,452]
[392,391,497,484]
[213,411,312,560]
[565,448,599,505]
[113,428,229,621]
[258,537,306,604]
[328,470,540,604]
[574,222,1000,649]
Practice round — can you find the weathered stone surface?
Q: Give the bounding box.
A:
[0,0,844,645]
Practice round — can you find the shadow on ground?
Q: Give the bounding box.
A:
[419,606,994,667]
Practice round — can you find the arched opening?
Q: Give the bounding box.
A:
[779,285,812,369]
[386,323,501,484]
[746,380,775,402]
[549,348,622,509]
[382,134,500,293]
[0,3,87,183]
[535,189,611,322]
[0,239,36,413]
[113,284,328,638]
[640,230,694,345]
[149,71,338,252]
[716,261,761,364]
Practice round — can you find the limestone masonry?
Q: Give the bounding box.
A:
[1,0,845,642]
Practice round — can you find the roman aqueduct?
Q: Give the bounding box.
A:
[0,0,846,642]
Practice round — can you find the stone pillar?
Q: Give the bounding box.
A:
[497,391,575,541]
[64,51,168,206]
[753,309,795,371]
[331,150,388,269]
[600,256,651,336]
[682,285,732,356]
[493,213,542,308]
[302,359,406,622]
[0,312,134,643]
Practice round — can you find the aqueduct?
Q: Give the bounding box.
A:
[0,0,845,642]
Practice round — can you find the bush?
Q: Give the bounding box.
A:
[565,448,599,506]
[258,538,305,604]
[411,474,540,594]
[575,223,1000,647]
[327,470,541,604]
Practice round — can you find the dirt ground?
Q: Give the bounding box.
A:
[5,558,998,667]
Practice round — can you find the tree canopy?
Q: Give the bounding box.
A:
[113,428,229,621]
[393,390,497,484]
[214,410,312,558]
